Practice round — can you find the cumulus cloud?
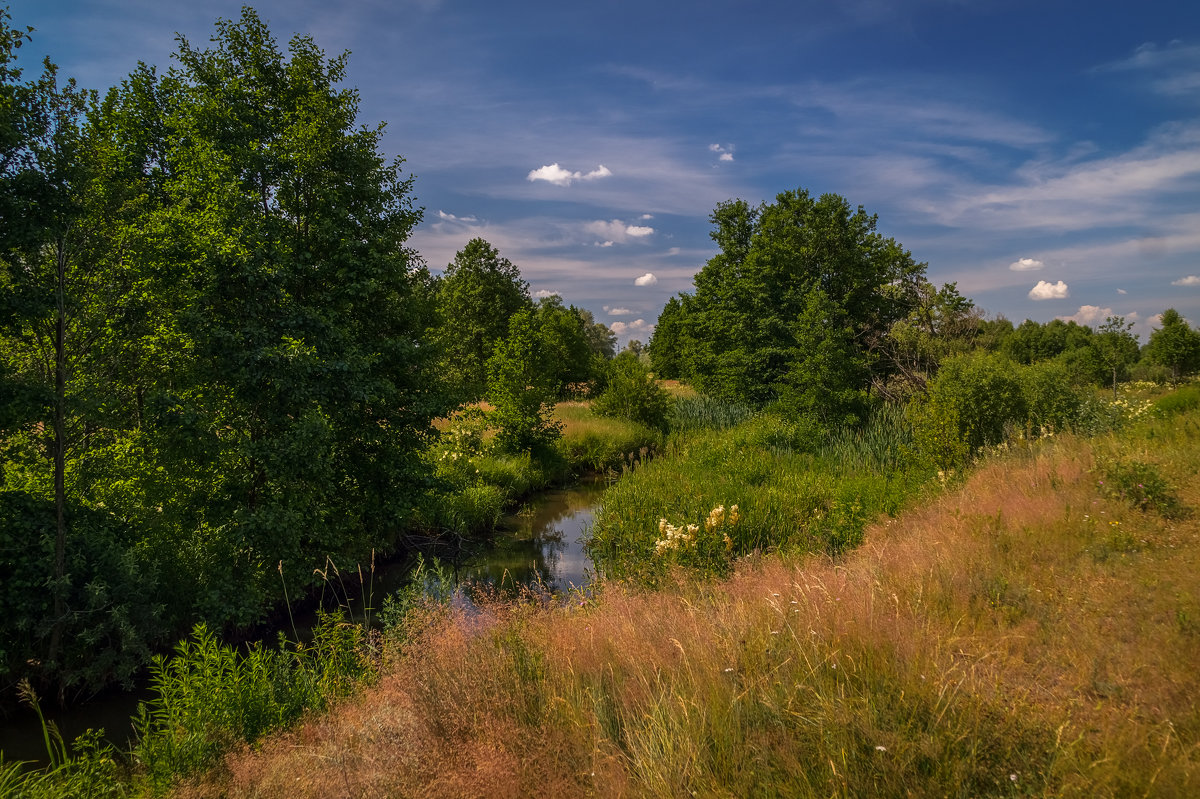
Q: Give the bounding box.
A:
[610,319,651,337]
[604,306,633,315]
[1117,288,1128,294]
[527,163,612,186]
[634,272,658,287]
[640,214,654,220]
[533,289,560,299]
[709,143,735,162]
[1029,280,1069,300]
[1172,275,1200,286]
[1059,305,1112,325]
[1009,257,1044,271]
[585,219,656,244]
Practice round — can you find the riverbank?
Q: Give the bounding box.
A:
[175,395,1200,797]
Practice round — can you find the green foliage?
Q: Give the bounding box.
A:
[1154,385,1200,416]
[1095,458,1188,519]
[668,395,757,432]
[535,296,595,396]
[133,612,370,786]
[654,188,925,406]
[587,413,929,583]
[0,492,162,693]
[0,8,447,692]
[1147,308,1200,386]
[486,308,562,454]
[920,353,1027,451]
[592,352,672,431]
[1094,315,1139,395]
[435,238,532,398]
[0,683,126,799]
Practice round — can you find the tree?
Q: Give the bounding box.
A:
[576,307,616,360]
[592,351,671,431]
[535,295,593,396]
[486,307,561,453]
[436,238,531,398]
[1094,316,1139,396]
[1147,309,1200,386]
[665,188,925,407]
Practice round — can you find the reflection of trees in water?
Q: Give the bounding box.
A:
[466,480,604,592]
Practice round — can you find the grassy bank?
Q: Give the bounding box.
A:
[166,395,1200,797]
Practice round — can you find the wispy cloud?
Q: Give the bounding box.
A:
[437,210,478,223]
[527,163,613,186]
[1094,40,1200,98]
[1029,280,1069,300]
[604,306,633,315]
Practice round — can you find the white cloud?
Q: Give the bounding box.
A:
[604,306,633,315]
[533,289,560,299]
[527,163,612,186]
[709,142,735,162]
[1060,307,1140,326]
[1172,275,1200,286]
[640,214,654,220]
[610,318,651,337]
[584,219,655,243]
[596,240,614,247]
[1117,288,1128,294]
[1029,280,1069,300]
[666,247,681,256]
[634,272,658,286]
[1009,257,1044,271]
[436,210,478,223]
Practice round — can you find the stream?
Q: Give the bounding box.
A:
[0,479,606,766]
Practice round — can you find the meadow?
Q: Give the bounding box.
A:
[149,385,1200,798]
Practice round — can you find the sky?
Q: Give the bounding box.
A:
[8,0,1200,344]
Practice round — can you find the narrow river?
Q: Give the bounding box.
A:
[0,479,605,766]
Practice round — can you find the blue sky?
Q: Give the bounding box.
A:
[10,0,1200,344]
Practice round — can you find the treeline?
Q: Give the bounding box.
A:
[649,189,1200,425]
[0,9,630,696]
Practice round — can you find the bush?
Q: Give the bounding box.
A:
[0,492,163,694]
[1155,386,1200,416]
[592,353,672,431]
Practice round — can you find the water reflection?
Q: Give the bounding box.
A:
[461,478,604,594]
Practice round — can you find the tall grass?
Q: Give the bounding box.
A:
[668,394,757,432]
[133,612,370,788]
[586,410,929,583]
[176,399,1200,798]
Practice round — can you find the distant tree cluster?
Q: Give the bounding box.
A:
[650,188,927,424]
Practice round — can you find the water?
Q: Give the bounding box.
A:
[460,477,604,594]
[0,479,606,766]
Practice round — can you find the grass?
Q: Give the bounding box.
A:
[586,408,928,583]
[171,398,1200,798]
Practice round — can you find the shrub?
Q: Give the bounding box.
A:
[592,353,672,431]
[1096,458,1188,519]
[1155,386,1200,416]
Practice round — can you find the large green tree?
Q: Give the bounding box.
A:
[1147,308,1200,386]
[658,188,926,410]
[436,238,531,398]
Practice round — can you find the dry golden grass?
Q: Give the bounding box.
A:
[180,415,1200,798]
